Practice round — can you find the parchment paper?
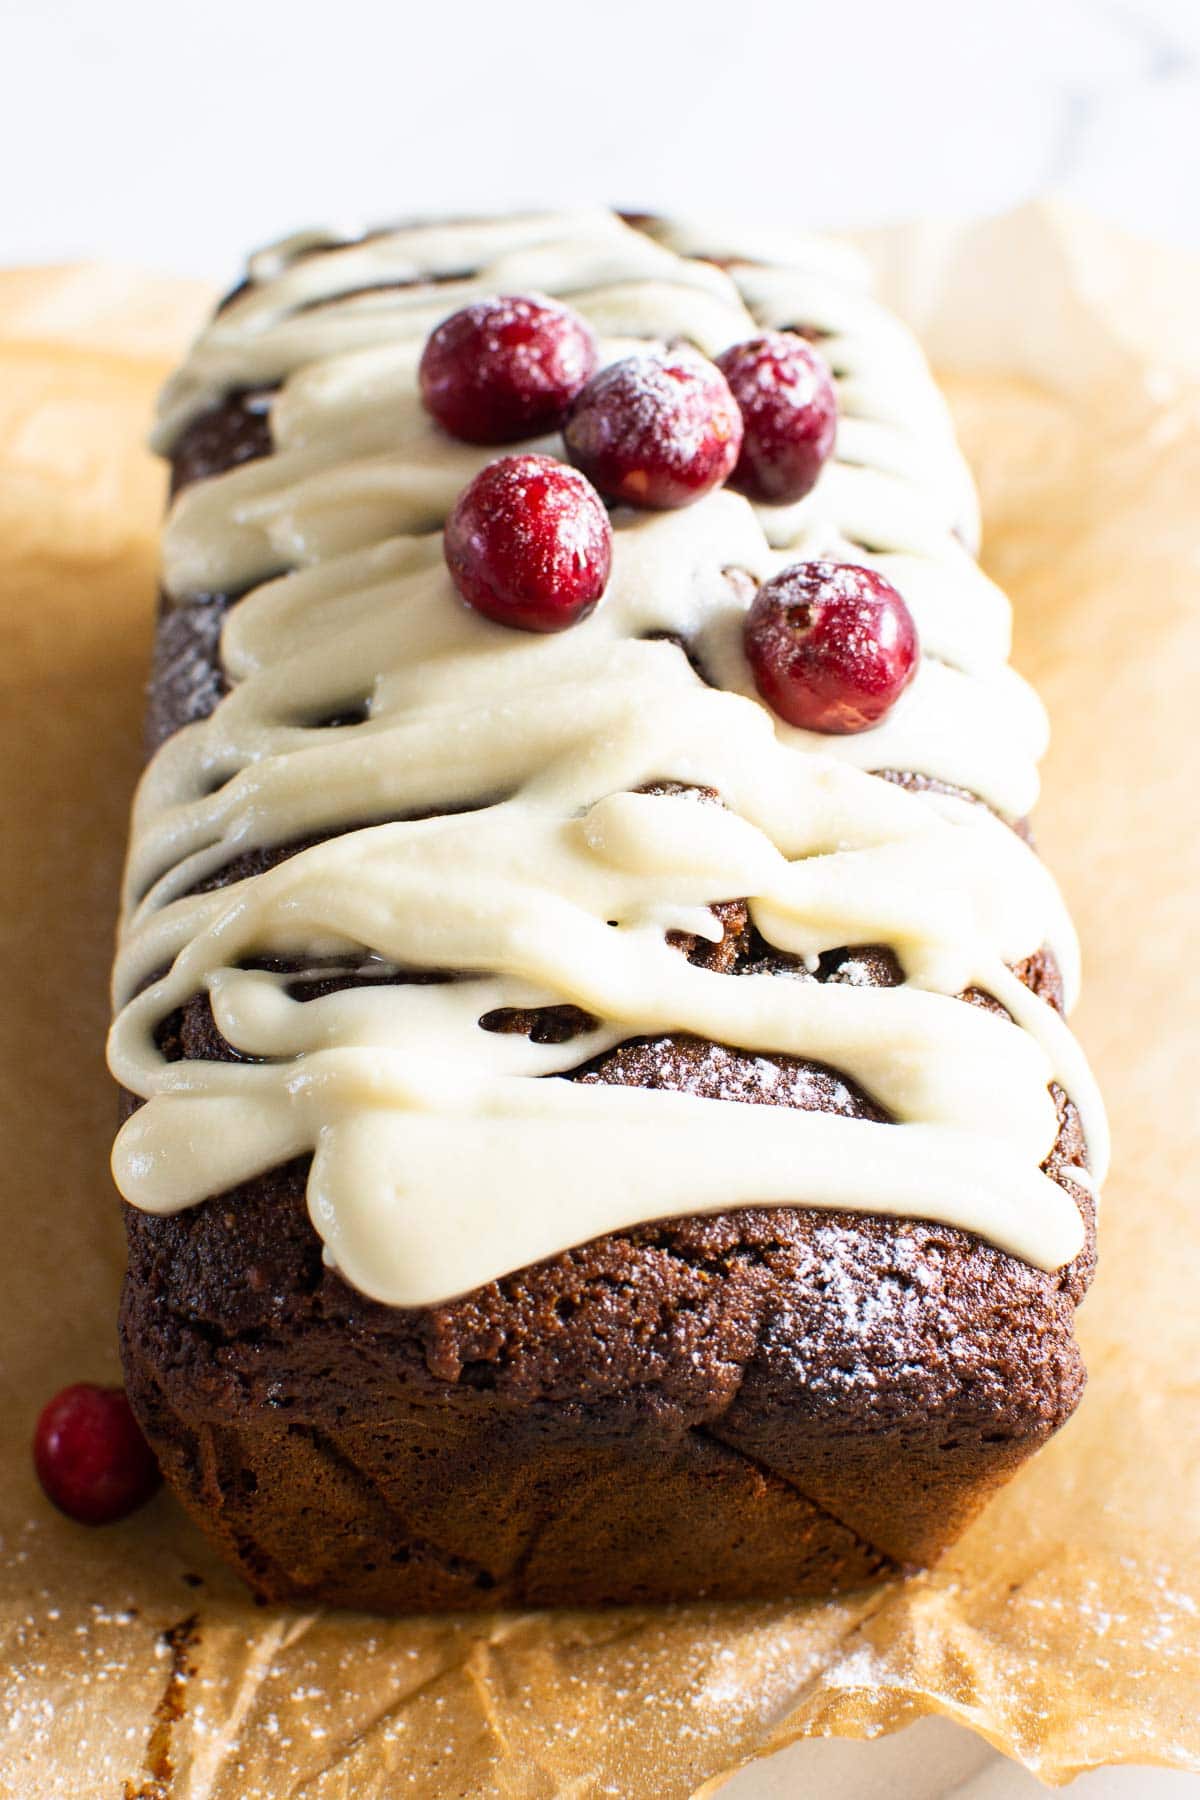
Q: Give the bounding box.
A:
[0,205,1196,1798]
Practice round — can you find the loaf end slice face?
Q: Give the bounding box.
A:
[120,1120,1092,1608]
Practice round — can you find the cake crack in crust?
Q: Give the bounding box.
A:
[688,1424,899,1569]
[112,209,1105,1609]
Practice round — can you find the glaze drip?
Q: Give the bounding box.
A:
[109,209,1106,1306]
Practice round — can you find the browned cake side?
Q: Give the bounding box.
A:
[119,356,1095,1613]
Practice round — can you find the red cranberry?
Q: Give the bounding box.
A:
[444,453,612,632]
[33,1383,161,1525]
[744,562,919,734]
[717,332,838,504]
[563,349,743,509]
[419,295,597,444]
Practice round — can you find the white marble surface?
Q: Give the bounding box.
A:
[722,1714,1200,1797]
[3,1,1196,1792]
[2,0,1198,277]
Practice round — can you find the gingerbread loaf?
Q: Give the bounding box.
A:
[111,211,1105,1610]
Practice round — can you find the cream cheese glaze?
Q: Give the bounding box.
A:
[109,208,1108,1307]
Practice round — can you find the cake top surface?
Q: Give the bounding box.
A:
[107,209,1106,1306]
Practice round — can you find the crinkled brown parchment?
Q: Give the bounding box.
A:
[0,206,1196,1798]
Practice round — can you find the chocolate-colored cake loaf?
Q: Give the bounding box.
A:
[112,211,1105,1610]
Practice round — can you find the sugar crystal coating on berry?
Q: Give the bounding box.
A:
[419,294,598,444]
[444,453,612,632]
[563,349,743,509]
[744,561,919,734]
[717,332,838,504]
[33,1383,161,1525]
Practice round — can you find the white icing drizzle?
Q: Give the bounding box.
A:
[109,209,1108,1307]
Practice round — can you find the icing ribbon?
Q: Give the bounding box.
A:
[110,210,1107,1305]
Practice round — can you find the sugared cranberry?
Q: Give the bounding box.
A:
[717,332,838,504]
[444,453,612,632]
[34,1384,161,1525]
[419,295,597,444]
[744,562,919,734]
[563,349,743,509]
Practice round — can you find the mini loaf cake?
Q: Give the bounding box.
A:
[111,210,1107,1610]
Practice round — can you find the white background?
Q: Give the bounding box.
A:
[4,0,1197,1792]
[2,0,1199,280]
